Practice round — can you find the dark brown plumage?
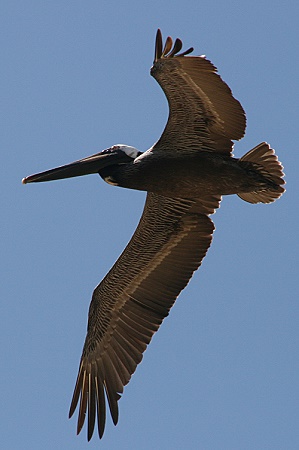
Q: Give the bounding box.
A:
[22,29,285,440]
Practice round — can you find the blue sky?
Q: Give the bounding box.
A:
[2,1,298,449]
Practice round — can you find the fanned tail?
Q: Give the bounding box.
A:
[238,142,285,204]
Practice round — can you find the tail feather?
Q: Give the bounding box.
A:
[238,142,285,204]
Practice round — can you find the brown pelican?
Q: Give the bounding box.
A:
[22,29,285,440]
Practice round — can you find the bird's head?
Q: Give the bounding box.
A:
[22,145,142,184]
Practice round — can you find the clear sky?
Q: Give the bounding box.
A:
[2,1,298,449]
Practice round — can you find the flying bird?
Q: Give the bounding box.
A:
[22,29,285,440]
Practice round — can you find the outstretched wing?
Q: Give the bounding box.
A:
[151,29,246,155]
[69,192,221,440]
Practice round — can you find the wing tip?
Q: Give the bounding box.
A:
[69,359,123,441]
[154,29,194,63]
[155,29,163,62]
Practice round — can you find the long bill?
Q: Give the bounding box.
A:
[22,149,132,184]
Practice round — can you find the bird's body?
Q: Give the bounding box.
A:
[101,149,278,198]
[23,30,285,440]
